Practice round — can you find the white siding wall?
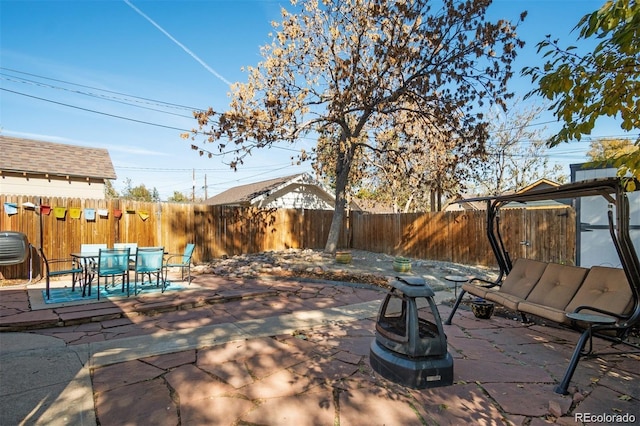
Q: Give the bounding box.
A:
[0,175,106,199]
[259,184,334,210]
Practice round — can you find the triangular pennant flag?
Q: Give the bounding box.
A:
[22,202,36,209]
[54,207,67,219]
[113,209,122,218]
[40,205,51,215]
[69,208,82,219]
[85,208,96,221]
[138,210,150,221]
[98,209,109,218]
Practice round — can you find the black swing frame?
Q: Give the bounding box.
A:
[444,177,640,395]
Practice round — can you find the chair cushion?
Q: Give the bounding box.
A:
[499,258,548,299]
[518,301,568,324]
[524,263,589,310]
[483,292,523,311]
[461,282,491,299]
[564,266,633,317]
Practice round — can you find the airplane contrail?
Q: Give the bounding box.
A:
[123,0,232,86]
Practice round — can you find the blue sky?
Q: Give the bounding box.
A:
[0,0,630,200]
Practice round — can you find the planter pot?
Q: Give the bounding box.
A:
[393,257,412,272]
[471,301,494,319]
[335,251,352,264]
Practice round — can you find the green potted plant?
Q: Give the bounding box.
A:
[335,250,352,264]
[393,256,411,272]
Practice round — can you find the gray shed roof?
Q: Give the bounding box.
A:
[0,136,117,180]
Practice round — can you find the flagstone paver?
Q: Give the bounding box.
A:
[241,391,336,426]
[411,383,511,425]
[94,379,178,426]
[483,382,571,417]
[181,395,255,425]
[338,386,424,426]
[164,364,236,400]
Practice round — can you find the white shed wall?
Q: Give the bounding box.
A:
[573,167,640,268]
[0,175,107,199]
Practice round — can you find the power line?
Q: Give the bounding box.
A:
[1,87,190,132]
[4,67,636,161]
[0,67,576,143]
[0,74,194,118]
[0,67,201,111]
[1,87,305,155]
[115,163,296,172]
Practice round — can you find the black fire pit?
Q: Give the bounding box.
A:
[370,276,453,389]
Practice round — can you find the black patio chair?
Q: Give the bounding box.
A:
[40,247,84,300]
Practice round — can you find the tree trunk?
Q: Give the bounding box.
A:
[325,197,346,254]
[324,142,352,254]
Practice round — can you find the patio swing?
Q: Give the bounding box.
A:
[444,177,640,395]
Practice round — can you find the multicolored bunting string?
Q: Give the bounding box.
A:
[2,204,152,222]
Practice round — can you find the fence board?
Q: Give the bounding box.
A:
[1,194,576,280]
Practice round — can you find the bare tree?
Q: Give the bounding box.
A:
[468,103,566,196]
[188,0,526,252]
[357,119,466,212]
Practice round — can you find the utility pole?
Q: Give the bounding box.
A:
[192,169,195,202]
[204,174,208,199]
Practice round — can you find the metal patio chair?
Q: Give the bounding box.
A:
[39,247,84,300]
[90,248,130,299]
[133,247,165,295]
[164,243,195,284]
[114,242,138,264]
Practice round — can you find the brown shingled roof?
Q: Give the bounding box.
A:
[0,136,116,180]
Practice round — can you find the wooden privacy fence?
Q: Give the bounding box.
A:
[0,194,575,280]
[351,208,576,266]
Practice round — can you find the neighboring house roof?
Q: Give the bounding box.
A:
[204,173,334,207]
[444,179,566,211]
[516,178,560,194]
[0,135,117,180]
[506,178,569,209]
[443,198,486,211]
